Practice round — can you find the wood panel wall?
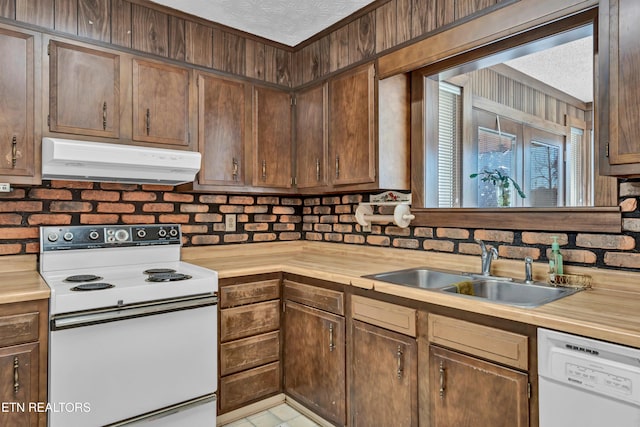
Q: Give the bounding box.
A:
[1,0,512,88]
[6,0,293,86]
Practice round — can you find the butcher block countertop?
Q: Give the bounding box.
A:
[0,255,50,304]
[183,241,640,349]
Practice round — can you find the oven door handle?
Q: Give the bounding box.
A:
[51,294,218,330]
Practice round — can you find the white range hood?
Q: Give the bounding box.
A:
[42,137,201,185]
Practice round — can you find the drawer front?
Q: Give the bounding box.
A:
[428,314,528,370]
[351,295,416,337]
[219,362,281,413]
[220,279,281,308]
[220,331,280,376]
[0,312,39,347]
[283,280,344,315]
[220,300,280,342]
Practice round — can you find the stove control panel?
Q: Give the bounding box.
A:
[40,224,182,251]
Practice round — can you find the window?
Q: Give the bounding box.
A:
[437,82,461,207]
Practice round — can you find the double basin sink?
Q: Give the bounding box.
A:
[364,268,578,308]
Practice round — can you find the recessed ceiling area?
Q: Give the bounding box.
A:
[149,0,377,46]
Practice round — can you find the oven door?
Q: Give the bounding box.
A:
[49,295,217,427]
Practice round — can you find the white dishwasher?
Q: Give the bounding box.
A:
[538,328,640,427]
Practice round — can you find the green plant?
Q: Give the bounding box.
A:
[470,168,526,202]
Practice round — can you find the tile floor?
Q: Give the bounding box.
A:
[222,403,321,427]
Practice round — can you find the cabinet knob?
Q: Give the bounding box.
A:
[232,157,239,181]
[396,345,404,379]
[146,108,151,135]
[335,155,340,179]
[261,160,267,181]
[316,158,320,182]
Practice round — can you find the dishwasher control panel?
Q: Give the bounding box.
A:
[538,328,640,406]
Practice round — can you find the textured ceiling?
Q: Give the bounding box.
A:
[505,36,593,103]
[149,0,376,46]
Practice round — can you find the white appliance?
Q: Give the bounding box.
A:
[40,224,218,427]
[538,328,640,427]
[42,137,202,185]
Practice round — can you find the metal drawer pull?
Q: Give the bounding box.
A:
[316,158,320,181]
[439,361,445,399]
[13,356,19,394]
[261,160,267,181]
[11,136,17,167]
[329,323,335,352]
[335,155,340,179]
[232,158,239,181]
[396,345,404,379]
[146,108,151,135]
[102,102,107,130]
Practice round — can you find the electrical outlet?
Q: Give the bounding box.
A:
[0,183,10,192]
[225,214,236,232]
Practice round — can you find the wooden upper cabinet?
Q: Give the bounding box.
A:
[600,0,640,174]
[133,59,189,146]
[196,72,248,187]
[295,83,328,189]
[0,25,39,184]
[49,40,120,138]
[329,62,376,186]
[253,85,292,188]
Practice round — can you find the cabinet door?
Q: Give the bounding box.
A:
[295,83,327,189]
[49,40,119,138]
[429,345,529,427]
[197,73,247,186]
[329,62,376,186]
[351,320,417,427]
[253,86,292,188]
[600,0,640,169]
[0,342,39,426]
[133,59,189,146]
[284,300,345,425]
[0,26,38,183]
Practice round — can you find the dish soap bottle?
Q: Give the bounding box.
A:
[549,236,563,281]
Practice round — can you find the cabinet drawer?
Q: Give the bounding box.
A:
[220,279,281,308]
[351,295,416,337]
[220,331,280,376]
[428,314,528,370]
[0,312,39,347]
[283,280,344,315]
[219,362,281,413]
[220,300,280,342]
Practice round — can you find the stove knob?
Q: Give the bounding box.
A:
[158,228,167,238]
[47,232,59,242]
[137,229,147,239]
[89,231,100,240]
[114,229,129,242]
[63,232,74,241]
[168,228,178,237]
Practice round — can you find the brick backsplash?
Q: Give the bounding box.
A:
[0,181,302,255]
[2,179,640,273]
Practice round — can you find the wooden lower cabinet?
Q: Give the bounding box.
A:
[0,299,48,427]
[351,320,417,427]
[429,345,529,427]
[284,299,346,426]
[218,274,282,414]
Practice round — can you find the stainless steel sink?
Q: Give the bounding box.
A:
[440,279,579,308]
[364,268,471,289]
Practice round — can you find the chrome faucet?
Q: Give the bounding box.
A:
[524,256,534,283]
[476,239,498,276]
